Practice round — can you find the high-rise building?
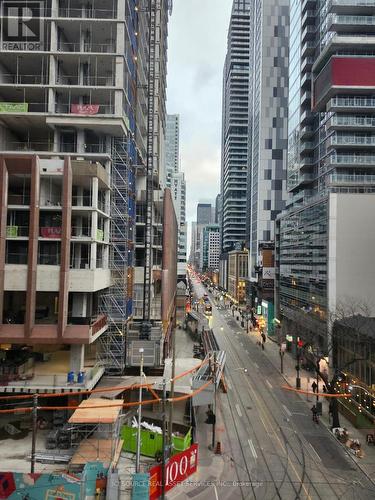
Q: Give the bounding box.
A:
[164,114,180,188]
[276,0,375,354]
[197,203,212,225]
[245,0,289,322]
[164,113,186,280]
[171,171,187,279]
[201,224,220,271]
[220,0,251,251]
[0,1,174,390]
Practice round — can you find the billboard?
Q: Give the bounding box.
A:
[149,444,198,499]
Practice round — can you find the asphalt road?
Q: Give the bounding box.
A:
[189,276,375,500]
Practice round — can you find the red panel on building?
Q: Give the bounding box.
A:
[313,57,375,111]
[331,57,375,87]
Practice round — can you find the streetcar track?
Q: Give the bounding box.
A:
[220,312,371,500]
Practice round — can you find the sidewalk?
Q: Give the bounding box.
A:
[231,314,375,484]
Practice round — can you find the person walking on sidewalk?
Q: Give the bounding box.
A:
[311,381,318,393]
[311,405,319,424]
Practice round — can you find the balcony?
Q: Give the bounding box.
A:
[301,110,314,126]
[328,0,375,15]
[302,0,317,14]
[300,125,314,139]
[328,154,375,167]
[300,157,315,169]
[327,134,375,149]
[327,115,375,130]
[56,74,115,87]
[301,57,315,73]
[300,141,315,154]
[301,72,312,89]
[327,14,375,33]
[301,41,316,57]
[327,96,375,112]
[329,173,375,185]
[302,10,316,28]
[301,25,316,43]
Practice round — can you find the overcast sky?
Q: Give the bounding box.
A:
[166,0,232,245]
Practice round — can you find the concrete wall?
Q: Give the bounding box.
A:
[328,193,375,315]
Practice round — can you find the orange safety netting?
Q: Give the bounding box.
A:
[282,385,351,398]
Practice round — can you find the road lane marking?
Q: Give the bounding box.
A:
[248,439,257,459]
[266,379,272,389]
[309,443,321,462]
[227,381,232,390]
[235,404,242,417]
[282,404,292,417]
[213,485,219,500]
[253,362,259,369]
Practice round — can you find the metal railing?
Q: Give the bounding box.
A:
[331,97,375,108]
[330,135,375,146]
[329,154,375,164]
[329,174,375,184]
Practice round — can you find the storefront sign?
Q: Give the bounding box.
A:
[0,102,28,112]
[71,104,100,115]
[149,444,198,499]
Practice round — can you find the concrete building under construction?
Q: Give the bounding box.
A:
[0,0,176,393]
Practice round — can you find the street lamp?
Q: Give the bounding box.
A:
[135,347,144,473]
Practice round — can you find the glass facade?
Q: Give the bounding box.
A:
[279,200,328,320]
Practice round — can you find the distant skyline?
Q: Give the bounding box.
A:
[166,0,232,243]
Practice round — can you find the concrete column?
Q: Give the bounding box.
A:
[69,344,85,373]
[77,129,85,154]
[25,156,40,338]
[91,201,98,269]
[0,158,8,321]
[58,157,72,339]
[92,177,98,209]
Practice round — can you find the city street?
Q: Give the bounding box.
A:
[183,276,375,500]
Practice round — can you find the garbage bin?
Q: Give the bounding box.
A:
[77,371,85,384]
[316,401,323,416]
[67,371,75,384]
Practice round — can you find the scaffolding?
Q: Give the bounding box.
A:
[99,139,134,374]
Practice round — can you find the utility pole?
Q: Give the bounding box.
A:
[161,379,167,500]
[135,348,144,473]
[212,351,217,450]
[296,345,301,390]
[31,394,38,473]
[168,326,176,447]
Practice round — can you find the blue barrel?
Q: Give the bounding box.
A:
[67,371,75,384]
[77,371,85,384]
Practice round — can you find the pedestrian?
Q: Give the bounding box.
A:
[261,332,266,344]
[311,405,318,423]
[261,341,265,351]
[322,384,327,393]
[311,381,318,393]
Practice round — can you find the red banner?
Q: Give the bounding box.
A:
[71,104,100,115]
[149,444,198,499]
[40,227,62,238]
